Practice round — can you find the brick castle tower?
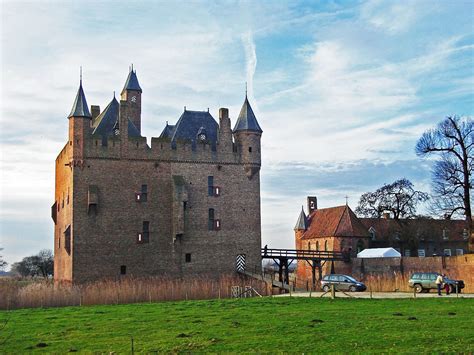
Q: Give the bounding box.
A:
[52,69,263,283]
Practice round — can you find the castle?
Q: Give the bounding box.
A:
[52,69,263,283]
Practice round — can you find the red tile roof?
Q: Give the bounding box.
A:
[302,205,369,240]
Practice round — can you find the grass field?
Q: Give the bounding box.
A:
[0,297,473,353]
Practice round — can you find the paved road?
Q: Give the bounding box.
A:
[277,291,474,299]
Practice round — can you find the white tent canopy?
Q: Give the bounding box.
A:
[357,247,401,258]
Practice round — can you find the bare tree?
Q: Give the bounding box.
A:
[10,249,54,278]
[415,115,473,241]
[355,178,429,219]
[0,248,7,271]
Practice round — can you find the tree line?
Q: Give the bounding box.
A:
[355,116,472,238]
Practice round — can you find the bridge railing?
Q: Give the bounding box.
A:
[261,248,350,261]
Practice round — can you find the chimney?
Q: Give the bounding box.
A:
[382,212,390,219]
[91,105,100,121]
[219,107,229,120]
[307,196,317,214]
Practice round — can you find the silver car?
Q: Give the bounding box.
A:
[321,274,367,292]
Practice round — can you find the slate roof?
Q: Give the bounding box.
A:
[302,205,369,240]
[233,95,262,133]
[360,218,470,242]
[68,81,91,118]
[294,207,308,230]
[121,70,142,94]
[169,110,218,147]
[92,97,141,138]
[159,124,176,139]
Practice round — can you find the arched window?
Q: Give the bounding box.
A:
[369,227,376,240]
[307,242,311,250]
[356,239,364,253]
[324,240,328,251]
[340,239,345,251]
[316,241,319,251]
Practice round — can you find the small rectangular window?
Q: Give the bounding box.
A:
[443,249,452,256]
[120,265,127,275]
[404,249,411,257]
[418,249,425,257]
[208,208,215,230]
[141,185,147,202]
[138,221,150,243]
[456,249,464,256]
[208,176,214,196]
[214,219,221,231]
[213,186,221,197]
[185,253,191,263]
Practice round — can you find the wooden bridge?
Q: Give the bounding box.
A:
[237,248,350,292]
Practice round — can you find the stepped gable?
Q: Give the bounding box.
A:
[92,96,141,138]
[68,81,91,118]
[170,109,218,146]
[233,95,262,133]
[302,205,368,240]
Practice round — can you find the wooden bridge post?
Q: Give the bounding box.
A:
[311,259,316,291]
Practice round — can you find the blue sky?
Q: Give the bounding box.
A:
[0,0,473,266]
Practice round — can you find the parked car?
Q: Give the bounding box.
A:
[408,272,465,293]
[321,274,367,292]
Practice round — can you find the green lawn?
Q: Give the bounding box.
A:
[0,297,473,353]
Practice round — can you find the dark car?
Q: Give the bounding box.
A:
[321,274,367,292]
[408,272,465,293]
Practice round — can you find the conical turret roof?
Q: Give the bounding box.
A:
[233,95,262,133]
[68,81,91,118]
[121,69,142,94]
[294,206,308,231]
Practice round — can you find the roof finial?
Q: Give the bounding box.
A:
[184,106,186,112]
[113,91,115,98]
[245,82,247,98]
[131,63,134,72]
[80,66,82,85]
[345,195,349,205]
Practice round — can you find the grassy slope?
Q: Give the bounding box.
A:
[0,297,473,353]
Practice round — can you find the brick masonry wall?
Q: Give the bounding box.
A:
[55,108,262,283]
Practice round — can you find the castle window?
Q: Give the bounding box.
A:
[463,229,469,240]
[214,219,221,230]
[213,186,221,196]
[120,265,127,275]
[307,242,311,250]
[324,240,328,251]
[64,225,71,255]
[208,176,214,196]
[248,147,252,153]
[443,249,451,256]
[208,208,215,230]
[185,253,192,263]
[316,241,319,251]
[456,249,464,256]
[137,221,150,243]
[135,184,148,202]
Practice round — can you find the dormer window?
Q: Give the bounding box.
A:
[369,227,376,241]
[442,229,449,240]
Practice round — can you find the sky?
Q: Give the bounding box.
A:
[0,0,473,266]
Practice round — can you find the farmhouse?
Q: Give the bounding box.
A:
[294,197,470,258]
[52,68,263,283]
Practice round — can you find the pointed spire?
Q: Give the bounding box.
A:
[294,206,308,231]
[121,66,142,94]
[233,93,262,133]
[68,73,91,119]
